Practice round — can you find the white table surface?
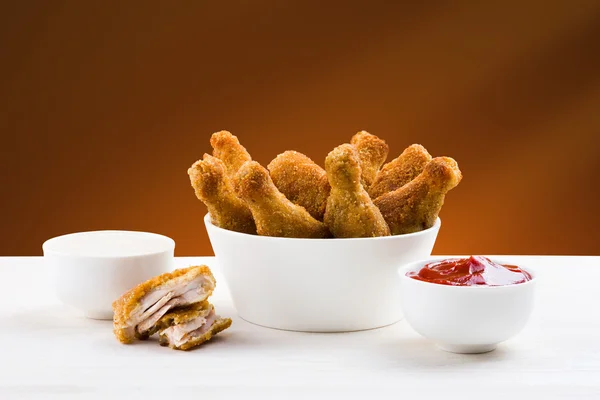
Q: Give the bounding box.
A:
[0,256,599,399]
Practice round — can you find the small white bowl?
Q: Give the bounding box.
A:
[399,258,537,353]
[205,213,441,332]
[43,230,175,320]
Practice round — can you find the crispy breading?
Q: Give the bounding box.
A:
[188,154,256,234]
[374,157,462,234]
[112,265,215,344]
[234,161,331,238]
[323,144,390,238]
[267,151,331,221]
[350,131,389,190]
[159,317,232,351]
[210,130,252,178]
[369,144,432,199]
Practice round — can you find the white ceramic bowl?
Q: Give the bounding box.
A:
[205,213,441,332]
[399,258,537,353]
[43,230,175,320]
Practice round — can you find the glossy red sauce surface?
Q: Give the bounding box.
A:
[407,256,532,286]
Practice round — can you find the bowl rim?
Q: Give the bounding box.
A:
[42,230,176,258]
[398,256,537,290]
[204,213,441,242]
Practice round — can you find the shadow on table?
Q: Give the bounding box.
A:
[5,304,301,351]
[371,336,515,369]
[5,305,110,331]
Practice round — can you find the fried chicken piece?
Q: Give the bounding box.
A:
[369,144,432,199]
[154,301,232,351]
[188,154,256,234]
[374,157,462,235]
[323,144,391,238]
[234,161,331,238]
[210,130,252,178]
[350,131,389,190]
[267,151,331,221]
[112,266,216,344]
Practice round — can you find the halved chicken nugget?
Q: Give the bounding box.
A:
[112,266,216,344]
[155,302,232,351]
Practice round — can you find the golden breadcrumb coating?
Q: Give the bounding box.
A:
[159,317,232,351]
[112,265,215,344]
[374,157,462,234]
[324,144,390,238]
[267,151,331,221]
[188,154,256,234]
[350,131,389,190]
[369,144,432,199]
[210,130,252,179]
[234,161,331,238]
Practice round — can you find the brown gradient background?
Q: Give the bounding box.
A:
[1,1,599,256]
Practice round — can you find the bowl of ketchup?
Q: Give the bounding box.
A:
[399,256,536,354]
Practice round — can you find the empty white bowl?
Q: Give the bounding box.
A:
[43,230,175,320]
[399,258,537,353]
[205,213,441,332]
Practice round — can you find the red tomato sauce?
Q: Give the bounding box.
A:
[407,256,532,286]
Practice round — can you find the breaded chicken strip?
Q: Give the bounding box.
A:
[188,154,256,234]
[369,144,432,199]
[234,161,331,238]
[210,130,252,178]
[324,144,390,238]
[350,131,389,190]
[112,266,216,344]
[154,301,232,351]
[374,157,462,235]
[267,151,331,221]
